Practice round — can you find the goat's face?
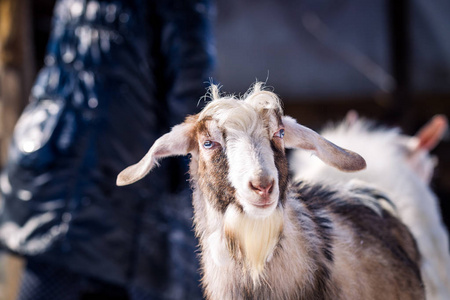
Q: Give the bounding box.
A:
[116,84,366,217]
[193,102,288,218]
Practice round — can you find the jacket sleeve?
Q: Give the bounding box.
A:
[154,0,216,127]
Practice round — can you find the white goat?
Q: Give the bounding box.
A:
[117,84,425,299]
[291,112,449,300]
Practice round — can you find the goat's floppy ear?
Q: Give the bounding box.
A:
[117,121,196,186]
[282,116,366,172]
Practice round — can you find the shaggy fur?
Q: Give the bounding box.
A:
[291,116,450,300]
[117,84,425,299]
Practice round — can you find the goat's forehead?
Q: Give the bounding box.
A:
[198,102,281,136]
[200,112,280,140]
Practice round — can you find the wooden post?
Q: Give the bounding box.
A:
[0,0,35,164]
[0,0,35,299]
[386,0,413,128]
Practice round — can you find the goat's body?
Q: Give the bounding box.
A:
[193,179,424,300]
[292,119,450,299]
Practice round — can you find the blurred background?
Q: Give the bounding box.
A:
[0,0,449,299]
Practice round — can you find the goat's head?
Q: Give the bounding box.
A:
[117,83,366,218]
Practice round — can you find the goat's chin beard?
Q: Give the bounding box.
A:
[223,204,284,285]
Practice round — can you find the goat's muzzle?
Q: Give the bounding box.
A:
[248,177,277,208]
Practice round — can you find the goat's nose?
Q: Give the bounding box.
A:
[249,178,274,196]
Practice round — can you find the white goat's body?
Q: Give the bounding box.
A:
[291,119,450,299]
[118,84,425,299]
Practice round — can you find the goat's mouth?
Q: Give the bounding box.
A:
[247,197,277,209]
[237,190,279,217]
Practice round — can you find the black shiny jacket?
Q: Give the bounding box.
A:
[0,0,214,297]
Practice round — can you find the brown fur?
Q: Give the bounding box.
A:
[271,139,289,206]
[197,147,236,213]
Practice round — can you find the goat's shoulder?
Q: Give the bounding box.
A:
[292,179,401,225]
[292,181,422,271]
[290,180,424,299]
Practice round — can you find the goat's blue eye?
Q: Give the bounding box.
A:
[203,140,214,149]
[274,129,285,139]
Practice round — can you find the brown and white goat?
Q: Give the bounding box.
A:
[117,84,425,299]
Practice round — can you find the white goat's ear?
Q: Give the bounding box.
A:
[345,110,359,126]
[117,121,196,186]
[282,116,366,172]
[413,114,448,152]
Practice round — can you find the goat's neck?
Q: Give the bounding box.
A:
[196,191,311,281]
[194,188,327,298]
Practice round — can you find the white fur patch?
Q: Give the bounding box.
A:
[227,132,280,217]
[207,231,232,267]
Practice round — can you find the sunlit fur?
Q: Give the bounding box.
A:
[292,118,450,300]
